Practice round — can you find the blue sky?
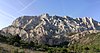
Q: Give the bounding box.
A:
[0,0,100,29]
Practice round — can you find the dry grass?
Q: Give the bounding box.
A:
[0,43,47,53]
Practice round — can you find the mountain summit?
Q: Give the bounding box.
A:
[1,14,100,45]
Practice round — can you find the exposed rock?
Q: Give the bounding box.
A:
[1,14,100,45]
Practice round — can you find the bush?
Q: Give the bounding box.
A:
[14,42,20,47]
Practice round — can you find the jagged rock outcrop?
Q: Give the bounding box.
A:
[1,13,100,45]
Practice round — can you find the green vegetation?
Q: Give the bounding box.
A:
[0,32,100,53]
[67,32,100,53]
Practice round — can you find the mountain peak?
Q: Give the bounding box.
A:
[41,13,49,17]
[1,14,100,45]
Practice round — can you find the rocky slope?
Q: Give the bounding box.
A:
[1,13,100,45]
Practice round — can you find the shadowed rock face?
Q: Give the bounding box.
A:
[1,13,100,45]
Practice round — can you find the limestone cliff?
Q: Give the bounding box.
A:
[1,13,100,45]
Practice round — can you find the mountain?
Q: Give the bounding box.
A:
[1,13,100,45]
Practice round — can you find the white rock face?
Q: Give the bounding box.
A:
[1,14,100,45]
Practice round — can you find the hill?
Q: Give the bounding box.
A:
[1,13,100,45]
[0,14,100,53]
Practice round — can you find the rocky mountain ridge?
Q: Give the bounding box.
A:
[1,13,100,45]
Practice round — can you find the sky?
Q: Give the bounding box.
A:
[0,0,100,29]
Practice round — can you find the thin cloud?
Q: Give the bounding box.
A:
[1,1,24,16]
[0,13,13,21]
[18,0,37,12]
[17,0,25,7]
[0,9,15,19]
